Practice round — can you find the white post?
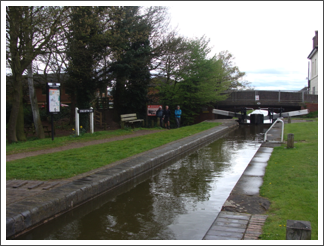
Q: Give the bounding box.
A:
[90,107,94,134]
[280,118,284,142]
[75,107,79,136]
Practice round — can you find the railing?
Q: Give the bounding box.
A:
[264,118,284,143]
[221,90,318,103]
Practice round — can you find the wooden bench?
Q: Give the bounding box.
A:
[120,113,144,129]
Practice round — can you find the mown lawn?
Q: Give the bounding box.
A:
[6,122,221,180]
[260,120,318,240]
[6,128,151,155]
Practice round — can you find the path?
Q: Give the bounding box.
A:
[6,129,163,162]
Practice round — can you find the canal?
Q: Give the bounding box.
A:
[17,125,267,240]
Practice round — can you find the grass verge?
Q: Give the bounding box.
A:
[6,122,221,180]
[6,127,160,155]
[260,121,318,240]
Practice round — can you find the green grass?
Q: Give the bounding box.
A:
[260,121,318,240]
[6,127,155,155]
[6,122,221,180]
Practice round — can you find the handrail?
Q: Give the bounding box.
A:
[264,118,284,142]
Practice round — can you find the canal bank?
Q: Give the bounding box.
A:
[6,119,239,239]
[203,121,283,240]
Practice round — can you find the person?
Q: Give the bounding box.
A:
[156,106,163,128]
[175,105,182,128]
[162,105,171,129]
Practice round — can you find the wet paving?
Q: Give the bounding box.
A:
[15,125,268,240]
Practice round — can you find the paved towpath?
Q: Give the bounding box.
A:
[203,120,285,240]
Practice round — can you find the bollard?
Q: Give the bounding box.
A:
[287,133,294,149]
[286,220,311,240]
[288,117,291,123]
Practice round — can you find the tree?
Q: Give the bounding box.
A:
[109,7,149,118]
[27,61,45,139]
[108,6,172,120]
[157,36,233,125]
[65,6,111,130]
[215,50,249,90]
[6,6,67,143]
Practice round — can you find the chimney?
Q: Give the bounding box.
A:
[313,30,318,49]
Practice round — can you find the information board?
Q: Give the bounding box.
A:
[147,105,162,116]
[49,88,60,113]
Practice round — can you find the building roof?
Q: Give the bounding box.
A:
[307,47,318,59]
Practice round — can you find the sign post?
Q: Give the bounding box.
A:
[46,82,61,140]
[75,107,94,136]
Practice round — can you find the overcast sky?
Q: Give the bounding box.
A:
[2,1,322,92]
[166,1,323,91]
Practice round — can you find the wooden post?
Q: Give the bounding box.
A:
[287,133,294,149]
[286,220,311,240]
[288,117,291,123]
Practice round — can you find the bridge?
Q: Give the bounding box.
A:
[214,90,318,113]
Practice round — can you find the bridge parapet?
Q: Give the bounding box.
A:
[218,90,318,107]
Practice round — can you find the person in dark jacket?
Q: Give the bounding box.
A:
[162,105,171,129]
[156,106,163,127]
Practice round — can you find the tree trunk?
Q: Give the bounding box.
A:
[27,62,45,139]
[7,73,23,143]
[16,95,27,141]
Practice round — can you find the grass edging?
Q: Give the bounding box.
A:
[259,121,318,240]
[6,128,154,155]
[6,122,222,180]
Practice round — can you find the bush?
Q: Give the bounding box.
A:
[300,110,318,118]
[6,101,72,125]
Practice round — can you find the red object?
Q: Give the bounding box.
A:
[147,105,162,116]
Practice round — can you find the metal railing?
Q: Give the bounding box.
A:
[221,90,318,103]
[264,118,284,143]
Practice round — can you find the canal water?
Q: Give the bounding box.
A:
[17,125,267,240]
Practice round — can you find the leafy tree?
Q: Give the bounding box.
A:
[109,6,166,119]
[6,6,67,143]
[157,36,233,125]
[65,6,111,130]
[215,50,249,90]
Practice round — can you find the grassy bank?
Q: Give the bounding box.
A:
[260,120,318,240]
[6,128,154,155]
[6,122,221,180]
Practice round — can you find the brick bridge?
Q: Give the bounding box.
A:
[214,90,318,113]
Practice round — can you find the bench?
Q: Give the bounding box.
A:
[120,113,144,129]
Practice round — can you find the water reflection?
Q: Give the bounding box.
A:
[17,125,266,240]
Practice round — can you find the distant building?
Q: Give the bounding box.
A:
[307,31,318,95]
